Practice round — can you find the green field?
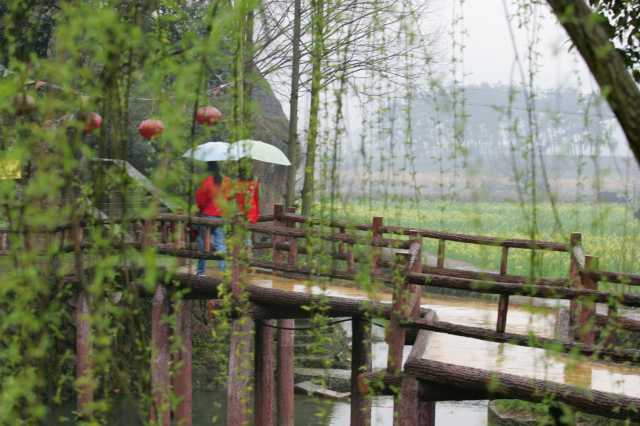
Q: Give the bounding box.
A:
[337,200,640,279]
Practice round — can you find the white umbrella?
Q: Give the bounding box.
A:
[182,141,230,162]
[182,139,291,166]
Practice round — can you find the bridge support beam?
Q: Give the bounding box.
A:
[227,318,254,426]
[255,319,275,426]
[351,316,371,426]
[151,284,171,426]
[174,300,193,426]
[398,378,435,426]
[76,288,93,418]
[277,320,295,426]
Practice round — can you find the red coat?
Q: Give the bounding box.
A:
[195,176,230,217]
[235,180,260,223]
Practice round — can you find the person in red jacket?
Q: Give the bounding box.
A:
[195,162,230,274]
[234,166,260,224]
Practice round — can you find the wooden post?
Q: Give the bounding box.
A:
[436,240,445,269]
[151,284,171,426]
[272,204,285,264]
[496,246,509,333]
[338,226,346,256]
[277,319,295,426]
[388,231,423,425]
[399,312,437,426]
[174,300,193,426]
[418,395,436,426]
[386,231,422,375]
[577,256,598,346]
[273,207,296,425]
[255,320,275,426]
[346,249,356,274]
[76,288,93,418]
[160,220,169,244]
[227,219,253,426]
[0,230,7,251]
[142,219,154,248]
[568,233,583,330]
[227,317,253,426]
[372,217,383,276]
[72,221,93,418]
[286,206,298,269]
[351,316,371,426]
[203,224,212,254]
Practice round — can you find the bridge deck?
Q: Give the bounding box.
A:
[233,270,640,401]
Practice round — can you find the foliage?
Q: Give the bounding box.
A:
[0,0,639,424]
[589,0,640,81]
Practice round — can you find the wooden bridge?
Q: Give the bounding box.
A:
[5,204,640,425]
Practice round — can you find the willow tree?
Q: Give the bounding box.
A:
[300,0,325,216]
[547,0,640,165]
[0,0,258,423]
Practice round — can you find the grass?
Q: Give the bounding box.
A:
[333,200,640,280]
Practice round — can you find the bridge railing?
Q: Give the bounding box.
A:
[4,204,640,424]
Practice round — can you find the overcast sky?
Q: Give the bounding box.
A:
[425,0,596,90]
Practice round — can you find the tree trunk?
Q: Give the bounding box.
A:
[285,0,302,209]
[546,0,640,165]
[301,0,325,216]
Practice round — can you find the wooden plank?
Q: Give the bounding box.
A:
[277,319,295,426]
[383,225,569,252]
[351,316,371,426]
[407,317,640,363]
[405,358,640,421]
[295,381,350,400]
[272,212,568,252]
[359,371,489,401]
[405,272,640,307]
[585,270,640,286]
[255,320,275,426]
[267,242,569,287]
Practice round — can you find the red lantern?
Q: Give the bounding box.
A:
[83,112,102,133]
[138,118,165,140]
[196,106,222,126]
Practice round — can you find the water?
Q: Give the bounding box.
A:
[190,390,487,426]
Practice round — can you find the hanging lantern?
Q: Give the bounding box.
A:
[138,118,165,140]
[83,112,102,133]
[196,106,222,126]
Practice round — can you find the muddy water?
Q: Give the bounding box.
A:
[249,272,640,424]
